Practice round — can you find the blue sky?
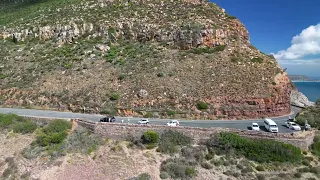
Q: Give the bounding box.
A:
[211,0,320,77]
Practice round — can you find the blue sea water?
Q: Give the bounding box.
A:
[293,82,320,102]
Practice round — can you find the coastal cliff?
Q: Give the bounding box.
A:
[0,0,291,119]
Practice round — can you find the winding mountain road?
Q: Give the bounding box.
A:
[0,106,302,133]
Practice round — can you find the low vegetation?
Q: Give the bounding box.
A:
[296,100,320,129]
[196,101,208,110]
[157,130,192,154]
[0,113,37,134]
[206,132,303,163]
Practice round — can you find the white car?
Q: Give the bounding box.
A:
[286,122,301,131]
[251,123,260,131]
[138,119,150,124]
[167,120,180,127]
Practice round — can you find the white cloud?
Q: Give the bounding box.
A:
[272,23,320,60]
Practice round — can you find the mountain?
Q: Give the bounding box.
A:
[288,75,314,82]
[0,0,291,119]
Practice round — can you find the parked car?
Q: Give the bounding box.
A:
[286,121,301,131]
[167,120,179,127]
[251,123,260,131]
[138,119,150,124]
[100,116,116,122]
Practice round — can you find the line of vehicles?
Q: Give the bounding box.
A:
[99,116,180,127]
[251,117,311,132]
[100,116,311,132]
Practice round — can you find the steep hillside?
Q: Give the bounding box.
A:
[0,0,291,119]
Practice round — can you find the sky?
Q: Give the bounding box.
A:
[210,0,320,77]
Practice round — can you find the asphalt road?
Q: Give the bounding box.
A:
[0,106,302,133]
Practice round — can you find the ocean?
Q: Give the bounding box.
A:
[293,82,320,102]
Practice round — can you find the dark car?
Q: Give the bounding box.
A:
[100,116,116,122]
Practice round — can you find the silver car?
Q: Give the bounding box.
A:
[138,119,150,124]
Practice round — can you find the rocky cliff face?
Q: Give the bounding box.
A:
[0,0,291,119]
[290,90,315,108]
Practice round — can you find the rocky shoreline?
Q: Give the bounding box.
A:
[290,90,315,108]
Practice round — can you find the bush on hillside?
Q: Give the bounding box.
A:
[157,130,192,154]
[65,126,104,154]
[0,113,26,129]
[206,132,303,163]
[36,119,72,147]
[197,101,208,110]
[296,105,320,129]
[160,158,197,179]
[0,113,38,133]
[141,130,159,144]
[12,120,37,134]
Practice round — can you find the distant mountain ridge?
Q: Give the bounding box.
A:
[288,75,318,82]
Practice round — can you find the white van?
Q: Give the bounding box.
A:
[264,119,278,133]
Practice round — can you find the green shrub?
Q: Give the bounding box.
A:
[181,146,206,162]
[197,101,208,110]
[12,120,37,134]
[256,166,265,171]
[294,172,302,178]
[136,173,151,180]
[312,141,320,156]
[185,167,196,177]
[157,130,192,154]
[142,130,159,144]
[201,162,213,169]
[295,105,320,129]
[251,57,264,63]
[44,119,72,134]
[206,132,303,163]
[159,172,170,179]
[35,119,71,147]
[0,113,26,129]
[109,92,120,101]
[167,110,176,116]
[160,158,196,179]
[188,45,226,54]
[143,112,152,118]
[65,126,104,154]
